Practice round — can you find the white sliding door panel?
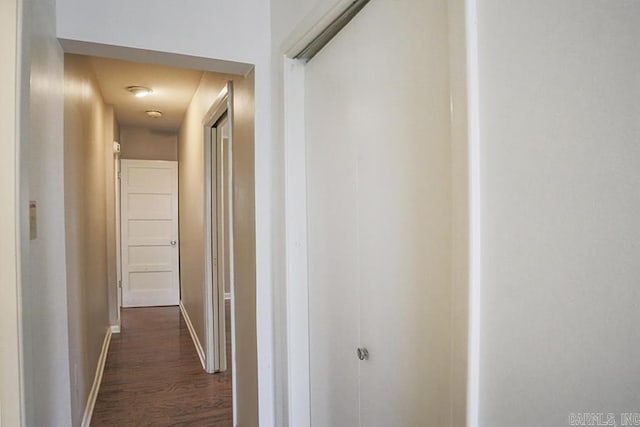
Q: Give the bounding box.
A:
[305,0,452,425]
[121,160,179,307]
[306,52,360,425]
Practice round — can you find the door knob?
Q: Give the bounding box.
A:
[356,347,369,361]
[170,240,177,246]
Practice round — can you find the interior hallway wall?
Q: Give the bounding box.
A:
[64,53,114,426]
[120,125,178,161]
[178,71,258,426]
[477,2,640,426]
[17,0,73,424]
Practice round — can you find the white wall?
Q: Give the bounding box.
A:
[477,2,640,426]
[270,0,319,51]
[18,0,73,425]
[56,0,269,66]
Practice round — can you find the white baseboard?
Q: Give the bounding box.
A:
[81,327,112,427]
[110,321,121,334]
[224,292,231,300]
[179,301,206,371]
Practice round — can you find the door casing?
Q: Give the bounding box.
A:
[202,82,237,422]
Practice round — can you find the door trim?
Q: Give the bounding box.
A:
[282,57,311,427]
[114,154,122,331]
[1,0,25,423]
[202,81,237,422]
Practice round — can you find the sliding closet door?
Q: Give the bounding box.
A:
[305,0,452,426]
[306,32,360,426]
[352,0,452,425]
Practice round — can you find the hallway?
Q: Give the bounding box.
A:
[91,302,232,426]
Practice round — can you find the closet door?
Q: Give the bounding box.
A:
[353,0,452,425]
[305,0,452,426]
[306,33,360,426]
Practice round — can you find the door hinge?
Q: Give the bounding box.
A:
[118,280,122,289]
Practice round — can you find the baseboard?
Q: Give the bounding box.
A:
[110,320,121,334]
[81,327,112,427]
[179,301,206,371]
[224,292,231,300]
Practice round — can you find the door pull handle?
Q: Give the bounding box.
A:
[357,347,369,361]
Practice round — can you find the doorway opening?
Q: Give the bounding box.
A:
[61,49,256,426]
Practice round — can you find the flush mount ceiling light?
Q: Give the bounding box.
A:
[145,110,163,119]
[126,85,152,98]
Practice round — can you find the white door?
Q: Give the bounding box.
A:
[305,0,452,425]
[121,160,179,307]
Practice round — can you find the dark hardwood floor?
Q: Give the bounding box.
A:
[91,302,232,426]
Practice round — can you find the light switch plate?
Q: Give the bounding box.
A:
[29,201,37,240]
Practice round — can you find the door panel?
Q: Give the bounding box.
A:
[121,160,179,307]
[127,194,173,219]
[128,220,172,242]
[305,23,360,426]
[305,0,452,425]
[128,246,173,266]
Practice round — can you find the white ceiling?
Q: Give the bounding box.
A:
[89,56,204,131]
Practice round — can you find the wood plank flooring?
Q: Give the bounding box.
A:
[91,302,232,426]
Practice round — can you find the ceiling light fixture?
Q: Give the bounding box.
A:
[145,110,163,119]
[126,85,152,98]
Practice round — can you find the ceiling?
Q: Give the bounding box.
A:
[89,56,204,131]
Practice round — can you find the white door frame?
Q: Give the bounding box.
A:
[114,154,122,328]
[282,57,311,427]
[202,82,237,420]
[1,0,25,423]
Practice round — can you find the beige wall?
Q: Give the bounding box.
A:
[231,70,258,426]
[178,70,258,426]
[64,53,114,426]
[120,125,178,161]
